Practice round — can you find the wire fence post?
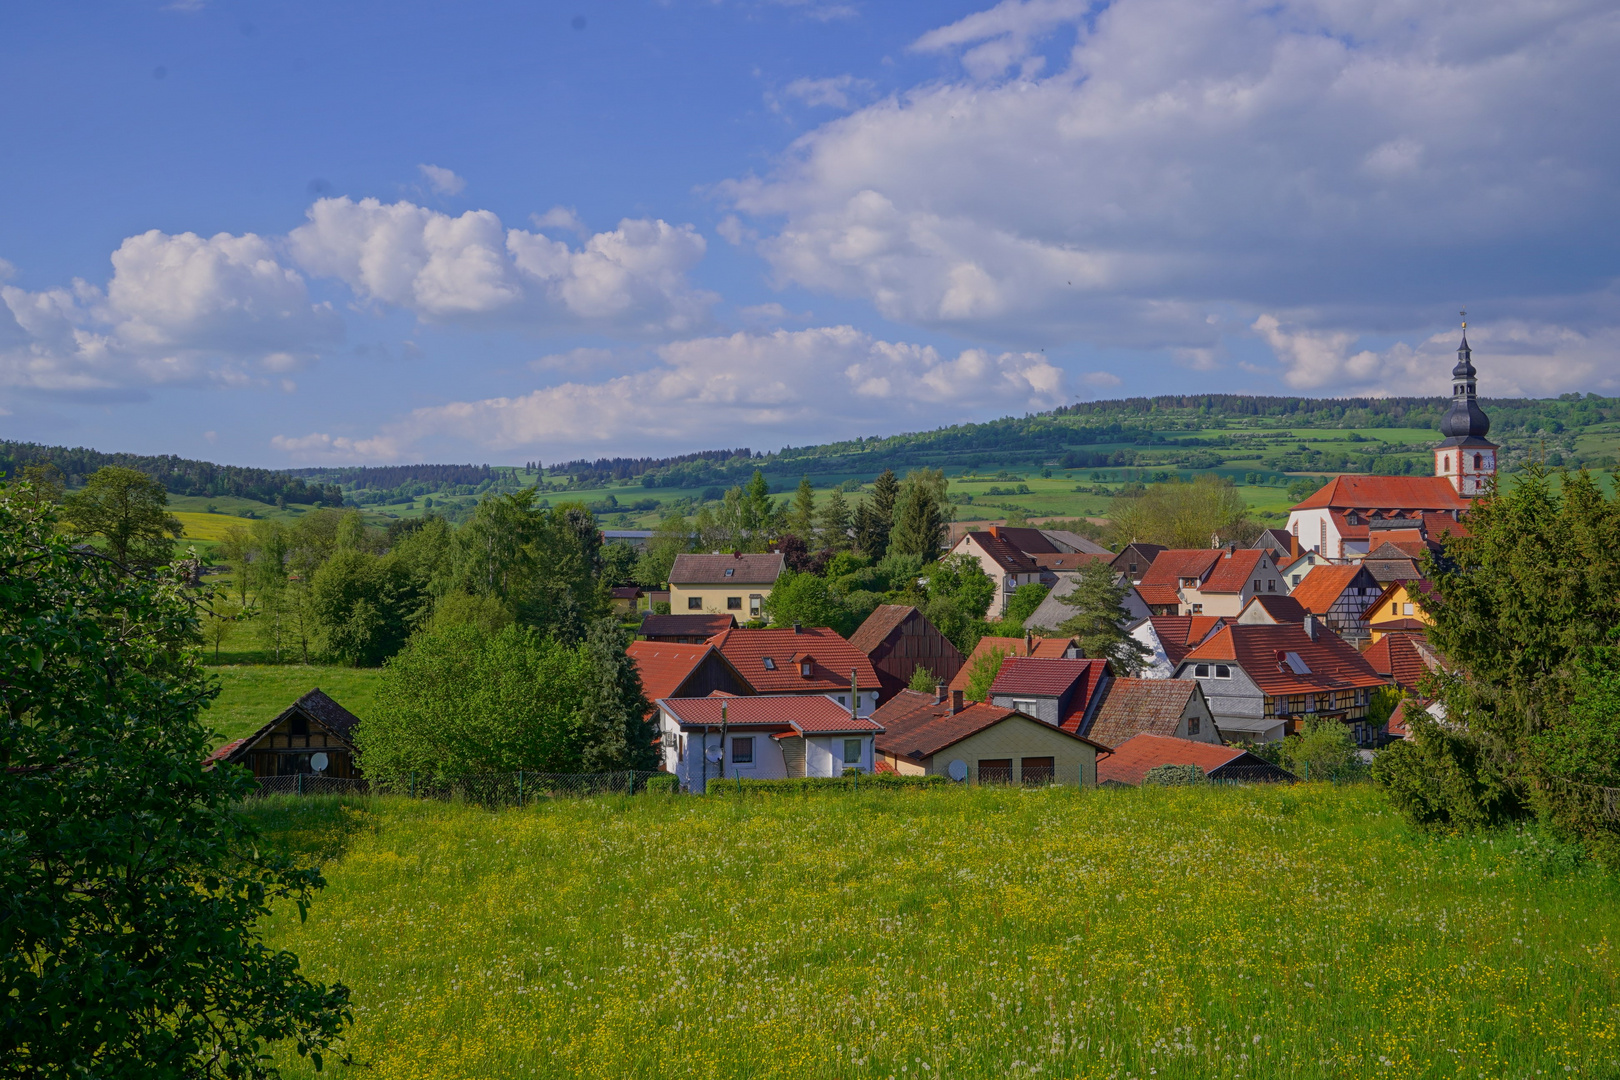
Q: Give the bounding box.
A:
[517,770,524,807]
[296,772,303,796]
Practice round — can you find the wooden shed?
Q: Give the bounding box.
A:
[849,604,965,703]
[205,689,363,779]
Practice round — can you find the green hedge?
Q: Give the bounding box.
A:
[645,774,678,794]
[707,773,949,795]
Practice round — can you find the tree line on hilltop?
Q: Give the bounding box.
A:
[1,440,344,507]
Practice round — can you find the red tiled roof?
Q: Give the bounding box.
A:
[669,552,785,585]
[960,531,1040,574]
[640,613,737,638]
[874,696,1107,761]
[708,626,880,693]
[1329,511,1368,541]
[658,694,882,734]
[1423,512,1470,539]
[1097,734,1247,785]
[1135,584,1182,608]
[1362,632,1436,690]
[1288,565,1362,614]
[1148,615,1229,665]
[1198,548,1268,593]
[986,526,1064,554]
[948,635,1074,692]
[1183,624,1387,696]
[1290,476,1469,513]
[848,604,916,654]
[627,642,737,703]
[989,656,1097,697]
[1085,679,1202,748]
[1140,549,1222,588]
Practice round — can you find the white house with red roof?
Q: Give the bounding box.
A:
[1286,332,1493,558]
[656,694,884,792]
[706,625,882,715]
[1135,547,1286,618]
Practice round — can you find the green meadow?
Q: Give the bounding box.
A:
[250,783,1619,1080]
[207,664,384,748]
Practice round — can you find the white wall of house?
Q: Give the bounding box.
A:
[1173,664,1285,743]
[950,535,1041,616]
[1285,509,1342,559]
[1130,621,1176,679]
[804,734,873,777]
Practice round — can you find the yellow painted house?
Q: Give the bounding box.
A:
[1363,580,1434,643]
[667,552,785,620]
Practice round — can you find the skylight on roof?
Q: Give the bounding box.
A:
[762,657,776,670]
[725,568,734,577]
[1283,651,1311,675]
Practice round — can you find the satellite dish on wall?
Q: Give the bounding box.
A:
[310,752,329,774]
[947,759,968,782]
[705,748,723,763]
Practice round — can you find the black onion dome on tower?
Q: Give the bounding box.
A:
[1439,330,1491,440]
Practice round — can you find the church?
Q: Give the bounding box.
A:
[1286,325,1496,560]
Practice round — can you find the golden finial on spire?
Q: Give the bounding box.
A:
[1460,308,1467,330]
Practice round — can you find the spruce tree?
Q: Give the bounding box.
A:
[887,469,948,562]
[819,488,852,550]
[1057,561,1151,674]
[790,475,817,540]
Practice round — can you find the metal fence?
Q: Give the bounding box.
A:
[248,770,666,806]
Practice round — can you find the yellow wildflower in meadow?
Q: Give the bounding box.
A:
[255,784,1620,1079]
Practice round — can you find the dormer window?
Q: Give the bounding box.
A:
[724,568,734,577]
[1346,512,1358,525]
[762,657,776,670]
[799,660,813,677]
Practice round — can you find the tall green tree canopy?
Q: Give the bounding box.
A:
[61,465,182,568]
[0,488,350,1075]
[452,490,606,643]
[360,619,652,780]
[888,468,950,562]
[855,469,901,557]
[1058,561,1152,675]
[1105,474,1257,550]
[1376,465,1620,860]
[309,549,428,666]
[789,475,817,540]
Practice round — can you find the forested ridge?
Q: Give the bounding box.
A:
[0,440,344,506]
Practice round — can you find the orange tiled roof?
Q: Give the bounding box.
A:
[1135,584,1183,608]
[1362,632,1438,691]
[1183,623,1387,696]
[948,635,1074,692]
[658,694,882,734]
[628,642,729,702]
[1140,549,1223,588]
[1288,565,1363,614]
[1148,615,1229,665]
[1098,734,1260,785]
[1198,548,1268,593]
[1290,476,1469,513]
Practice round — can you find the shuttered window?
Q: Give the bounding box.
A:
[1020,757,1055,786]
[978,759,1014,785]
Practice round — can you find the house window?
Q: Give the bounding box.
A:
[799,660,813,677]
[1292,574,1302,586]
[1214,665,1231,679]
[1267,580,1276,592]
[726,596,742,610]
[687,596,703,610]
[1195,664,1210,678]
[978,759,1014,785]
[1474,453,1483,470]
[731,737,753,764]
[1020,757,1055,786]
[843,739,862,764]
[1190,604,1203,615]
[1443,454,1450,472]
[678,735,685,761]
[762,657,776,670]
[1305,694,1317,713]
[1403,602,1414,616]
[1128,562,1138,574]
[837,695,847,706]
[750,595,762,618]
[1188,715,1201,736]
[1010,698,1038,713]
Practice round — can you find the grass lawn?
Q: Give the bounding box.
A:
[250,784,1619,1079]
[206,664,383,748]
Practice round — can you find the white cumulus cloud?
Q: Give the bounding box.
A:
[288,197,715,334]
[417,163,466,195]
[359,326,1068,457]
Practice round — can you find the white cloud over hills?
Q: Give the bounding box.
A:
[271,326,1078,462]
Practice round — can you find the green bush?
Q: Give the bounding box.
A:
[707,773,948,795]
[645,774,678,795]
[1143,763,1206,786]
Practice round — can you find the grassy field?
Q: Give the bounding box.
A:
[207,664,384,747]
[250,784,1619,1079]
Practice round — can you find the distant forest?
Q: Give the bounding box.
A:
[288,464,497,490]
[0,441,344,506]
[548,448,756,486]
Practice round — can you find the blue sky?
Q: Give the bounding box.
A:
[2,0,1617,467]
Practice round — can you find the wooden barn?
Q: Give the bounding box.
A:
[850,604,965,704]
[205,689,362,778]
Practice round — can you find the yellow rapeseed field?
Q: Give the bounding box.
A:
[172,511,246,542]
[255,784,1620,1079]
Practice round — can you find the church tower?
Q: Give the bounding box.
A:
[1434,317,1497,497]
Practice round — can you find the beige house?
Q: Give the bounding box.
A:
[667,552,785,620]
[870,688,1107,786]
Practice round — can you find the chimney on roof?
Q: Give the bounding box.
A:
[1025,630,1034,656]
[1303,613,1318,640]
[951,689,964,715]
[792,622,802,633]
[935,681,946,704]
[989,525,1000,539]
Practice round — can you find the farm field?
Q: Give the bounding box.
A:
[207,664,383,748]
[252,784,1619,1080]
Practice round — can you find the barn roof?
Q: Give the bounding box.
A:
[1098,733,1295,785]
[1085,679,1202,748]
[639,613,737,638]
[848,604,916,654]
[669,552,785,585]
[872,692,1108,761]
[204,688,360,767]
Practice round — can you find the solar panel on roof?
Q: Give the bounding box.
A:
[1283,651,1311,675]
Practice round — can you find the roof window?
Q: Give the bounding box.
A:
[724,568,734,577]
[762,657,776,670]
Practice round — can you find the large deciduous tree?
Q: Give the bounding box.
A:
[61,465,182,568]
[0,487,350,1076]
[1105,474,1257,550]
